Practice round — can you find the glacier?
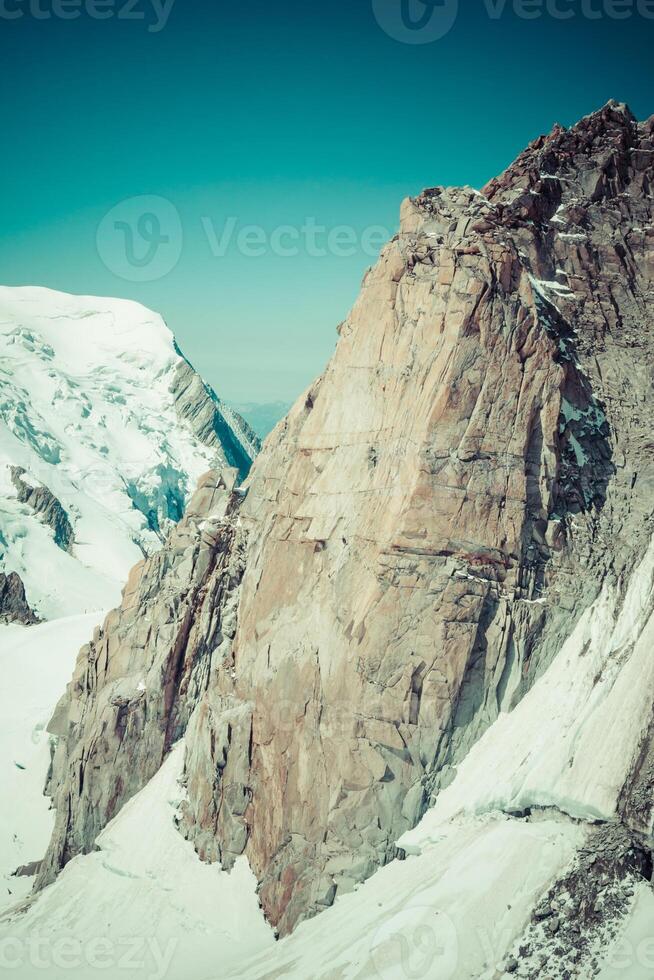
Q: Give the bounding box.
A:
[0,285,256,619]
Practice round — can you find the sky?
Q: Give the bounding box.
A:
[1,0,652,403]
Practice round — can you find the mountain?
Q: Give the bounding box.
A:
[3,102,654,979]
[0,285,258,910]
[228,401,292,440]
[0,286,258,620]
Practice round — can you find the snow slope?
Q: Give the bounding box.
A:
[597,886,654,980]
[4,534,652,979]
[0,736,580,980]
[0,744,275,979]
[403,534,654,834]
[231,814,582,980]
[0,613,106,911]
[0,285,254,619]
[0,749,584,980]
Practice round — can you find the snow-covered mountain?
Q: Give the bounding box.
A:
[0,284,258,913]
[0,286,258,620]
[2,103,654,980]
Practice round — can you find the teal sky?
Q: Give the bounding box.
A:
[1,0,652,402]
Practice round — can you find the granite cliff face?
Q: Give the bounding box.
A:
[40,102,654,944]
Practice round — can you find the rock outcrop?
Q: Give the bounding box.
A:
[39,469,245,878]
[10,467,74,553]
[39,102,654,940]
[0,571,39,625]
[171,358,260,482]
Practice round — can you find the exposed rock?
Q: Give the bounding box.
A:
[506,822,652,978]
[38,469,245,884]
[171,358,260,481]
[13,860,42,879]
[0,572,39,626]
[39,102,654,938]
[10,467,74,553]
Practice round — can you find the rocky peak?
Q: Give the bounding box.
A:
[37,104,654,948]
[0,571,39,626]
[483,99,646,205]
[10,466,74,553]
